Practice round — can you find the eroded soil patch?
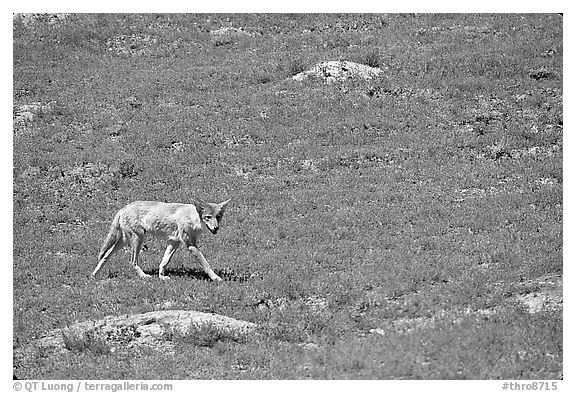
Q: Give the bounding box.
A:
[14,310,257,367]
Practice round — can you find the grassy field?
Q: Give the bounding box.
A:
[13,13,562,379]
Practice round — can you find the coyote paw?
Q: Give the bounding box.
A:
[159,275,171,281]
[212,276,223,282]
[134,267,151,278]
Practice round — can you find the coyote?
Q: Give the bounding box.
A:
[92,199,230,281]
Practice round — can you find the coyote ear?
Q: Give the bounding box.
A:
[219,198,231,212]
[195,201,204,216]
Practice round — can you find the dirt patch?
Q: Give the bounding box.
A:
[64,161,137,184]
[230,152,391,181]
[14,13,70,26]
[514,274,562,314]
[369,274,562,335]
[255,296,329,315]
[221,132,264,148]
[370,306,498,335]
[13,101,57,129]
[210,26,254,46]
[477,143,562,161]
[106,34,159,56]
[453,173,561,203]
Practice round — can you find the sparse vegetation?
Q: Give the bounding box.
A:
[61,329,112,355]
[163,321,248,347]
[13,13,562,380]
[288,57,308,76]
[359,49,382,68]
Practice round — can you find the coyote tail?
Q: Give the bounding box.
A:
[98,212,123,260]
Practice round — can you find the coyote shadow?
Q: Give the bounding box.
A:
[142,266,251,282]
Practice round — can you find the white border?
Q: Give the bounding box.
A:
[4,4,570,391]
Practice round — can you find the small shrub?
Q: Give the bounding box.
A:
[117,161,139,178]
[288,58,307,76]
[529,67,553,81]
[164,322,247,348]
[62,329,111,355]
[359,50,382,68]
[212,36,234,47]
[262,322,307,343]
[105,324,140,344]
[254,72,273,84]
[322,35,350,50]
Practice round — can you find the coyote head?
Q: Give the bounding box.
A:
[200,199,230,235]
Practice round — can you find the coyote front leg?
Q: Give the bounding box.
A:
[188,245,222,282]
[158,241,180,280]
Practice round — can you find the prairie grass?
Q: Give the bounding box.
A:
[13,13,562,379]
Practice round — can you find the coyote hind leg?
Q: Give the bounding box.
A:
[129,231,151,278]
[92,239,125,278]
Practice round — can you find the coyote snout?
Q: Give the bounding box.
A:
[203,215,221,235]
[92,199,231,281]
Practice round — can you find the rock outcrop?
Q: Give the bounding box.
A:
[292,60,385,84]
[17,310,257,360]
